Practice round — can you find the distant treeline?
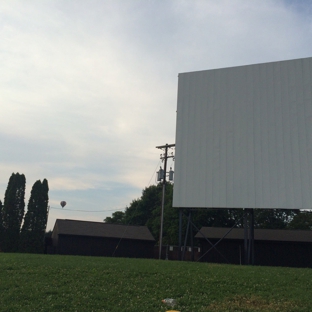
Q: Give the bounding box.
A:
[0,173,49,253]
[104,183,312,245]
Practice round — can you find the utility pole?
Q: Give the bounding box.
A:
[156,143,175,259]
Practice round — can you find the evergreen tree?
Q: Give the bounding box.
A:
[19,179,49,253]
[2,173,26,252]
[0,200,3,251]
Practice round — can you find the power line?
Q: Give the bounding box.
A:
[147,159,162,186]
[50,160,163,214]
[49,206,124,213]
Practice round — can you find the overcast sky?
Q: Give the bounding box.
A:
[1,0,312,231]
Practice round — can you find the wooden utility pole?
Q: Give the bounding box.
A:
[156,143,175,259]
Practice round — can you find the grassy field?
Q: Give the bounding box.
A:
[1,253,312,312]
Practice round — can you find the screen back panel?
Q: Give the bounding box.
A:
[173,57,312,209]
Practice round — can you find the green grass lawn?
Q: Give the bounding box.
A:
[0,253,312,312]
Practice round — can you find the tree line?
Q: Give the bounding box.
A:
[104,182,312,245]
[0,173,49,253]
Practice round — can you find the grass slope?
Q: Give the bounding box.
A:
[0,253,312,311]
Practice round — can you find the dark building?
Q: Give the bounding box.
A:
[196,227,312,268]
[52,219,155,258]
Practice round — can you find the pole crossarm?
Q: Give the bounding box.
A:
[156,143,175,161]
[156,143,175,149]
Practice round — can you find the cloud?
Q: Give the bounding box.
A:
[0,0,312,230]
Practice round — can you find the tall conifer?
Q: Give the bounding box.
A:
[0,200,3,251]
[20,179,49,253]
[2,173,26,252]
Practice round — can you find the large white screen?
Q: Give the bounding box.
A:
[173,57,312,209]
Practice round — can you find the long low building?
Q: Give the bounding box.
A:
[195,227,312,268]
[51,219,155,258]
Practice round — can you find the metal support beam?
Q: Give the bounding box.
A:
[190,210,194,262]
[177,208,252,264]
[244,209,248,264]
[244,208,255,265]
[182,211,191,261]
[178,208,183,261]
[248,209,255,265]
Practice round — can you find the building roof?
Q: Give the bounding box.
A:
[52,219,155,241]
[195,227,312,243]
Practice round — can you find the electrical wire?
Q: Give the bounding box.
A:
[49,206,123,213]
[147,159,161,186]
[50,160,162,214]
[50,159,163,255]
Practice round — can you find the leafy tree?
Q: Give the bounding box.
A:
[287,211,312,230]
[104,183,300,246]
[253,209,299,229]
[191,208,244,229]
[103,184,243,245]
[145,183,179,245]
[104,211,125,224]
[123,184,163,226]
[2,173,26,252]
[19,179,49,253]
[104,183,166,241]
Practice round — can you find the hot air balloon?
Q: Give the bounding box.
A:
[60,201,66,208]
